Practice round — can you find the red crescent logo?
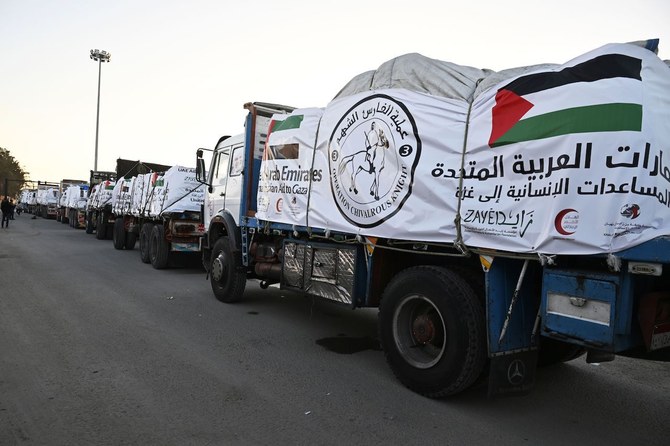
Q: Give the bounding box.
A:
[275,198,283,213]
[555,208,578,235]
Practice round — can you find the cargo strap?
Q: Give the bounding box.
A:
[453,78,483,256]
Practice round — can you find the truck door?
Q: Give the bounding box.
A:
[210,137,245,223]
[210,147,230,219]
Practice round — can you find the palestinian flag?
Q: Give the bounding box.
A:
[489,53,643,148]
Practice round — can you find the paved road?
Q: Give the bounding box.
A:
[0,216,668,445]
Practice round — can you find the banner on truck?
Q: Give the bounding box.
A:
[256,42,670,255]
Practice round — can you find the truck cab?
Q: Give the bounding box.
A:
[197,102,295,270]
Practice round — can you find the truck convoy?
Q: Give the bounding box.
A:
[195,40,670,397]
[87,160,169,239]
[110,163,206,269]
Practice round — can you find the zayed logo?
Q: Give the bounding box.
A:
[328,94,420,228]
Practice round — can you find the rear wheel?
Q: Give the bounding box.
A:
[210,236,246,303]
[125,229,137,250]
[378,266,487,397]
[85,214,94,234]
[150,224,169,269]
[112,217,125,250]
[139,223,154,263]
[95,213,106,240]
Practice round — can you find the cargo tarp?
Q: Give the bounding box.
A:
[257,40,670,255]
[148,166,204,217]
[111,178,134,216]
[65,185,89,210]
[87,180,116,211]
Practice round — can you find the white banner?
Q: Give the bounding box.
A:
[149,166,204,216]
[257,43,670,255]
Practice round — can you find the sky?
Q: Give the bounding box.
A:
[1,0,669,184]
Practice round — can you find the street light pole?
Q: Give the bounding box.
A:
[90,49,111,172]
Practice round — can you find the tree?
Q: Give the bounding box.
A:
[0,147,28,198]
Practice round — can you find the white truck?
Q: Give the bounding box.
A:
[111,166,206,269]
[35,182,59,219]
[86,179,116,237]
[63,184,90,228]
[56,179,88,224]
[18,189,35,214]
[196,40,670,397]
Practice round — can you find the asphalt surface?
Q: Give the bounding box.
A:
[0,215,668,445]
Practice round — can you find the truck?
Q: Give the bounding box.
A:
[35,182,59,219]
[18,189,36,214]
[64,184,90,228]
[56,179,88,223]
[110,162,206,269]
[195,40,670,398]
[93,160,170,240]
[85,170,116,236]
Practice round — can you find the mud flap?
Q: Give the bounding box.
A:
[488,349,538,397]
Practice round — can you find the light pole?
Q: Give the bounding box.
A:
[90,49,111,172]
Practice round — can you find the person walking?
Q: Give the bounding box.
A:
[1,197,11,228]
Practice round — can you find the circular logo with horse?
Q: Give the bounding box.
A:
[328,94,421,228]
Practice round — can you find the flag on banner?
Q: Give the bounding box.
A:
[489,54,644,147]
[264,108,323,160]
[265,114,308,160]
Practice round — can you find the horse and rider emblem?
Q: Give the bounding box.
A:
[329,94,420,228]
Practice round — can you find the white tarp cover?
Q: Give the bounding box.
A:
[65,185,89,210]
[36,188,59,206]
[128,173,150,217]
[58,189,68,207]
[147,166,204,217]
[19,189,35,206]
[111,178,134,215]
[257,41,670,255]
[87,180,116,210]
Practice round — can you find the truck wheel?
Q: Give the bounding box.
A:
[125,229,137,250]
[537,338,586,366]
[112,218,125,250]
[85,215,94,234]
[139,223,154,263]
[210,236,246,303]
[150,224,169,269]
[95,213,106,240]
[378,266,487,398]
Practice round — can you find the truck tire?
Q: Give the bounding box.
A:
[537,337,586,366]
[139,223,154,263]
[112,217,125,250]
[85,215,94,234]
[150,224,169,269]
[125,229,137,250]
[378,266,487,398]
[95,213,106,240]
[210,236,246,303]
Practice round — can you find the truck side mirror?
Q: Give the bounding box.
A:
[196,155,207,184]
